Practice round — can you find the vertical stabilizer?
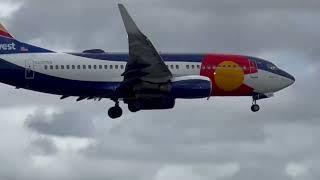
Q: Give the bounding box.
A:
[0,23,14,39]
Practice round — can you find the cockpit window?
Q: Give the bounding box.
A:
[249,56,279,71]
[267,63,278,71]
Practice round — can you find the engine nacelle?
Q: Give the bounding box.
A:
[126,76,212,111]
[170,75,212,99]
[133,82,171,94]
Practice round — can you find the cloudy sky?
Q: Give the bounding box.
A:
[0,0,319,179]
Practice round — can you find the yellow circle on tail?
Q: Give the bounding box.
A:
[214,61,244,91]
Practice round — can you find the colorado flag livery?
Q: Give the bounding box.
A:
[0,4,295,119]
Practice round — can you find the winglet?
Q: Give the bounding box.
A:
[118,4,143,35]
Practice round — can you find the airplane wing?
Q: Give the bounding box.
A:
[118,4,172,88]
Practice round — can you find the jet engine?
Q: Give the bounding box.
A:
[126,76,212,112]
[170,75,212,99]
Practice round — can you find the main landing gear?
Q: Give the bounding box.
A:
[107,99,142,119]
[128,101,141,113]
[108,99,123,119]
[251,97,260,112]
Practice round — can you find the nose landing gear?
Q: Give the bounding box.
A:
[251,98,260,112]
[108,100,123,119]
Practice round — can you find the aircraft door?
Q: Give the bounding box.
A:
[249,60,258,78]
[25,59,35,80]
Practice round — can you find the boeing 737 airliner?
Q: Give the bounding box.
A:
[0,4,295,118]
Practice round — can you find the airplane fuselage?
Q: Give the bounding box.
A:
[0,52,295,98]
[0,4,295,118]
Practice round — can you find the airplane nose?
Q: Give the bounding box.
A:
[288,73,295,84]
[281,70,295,86]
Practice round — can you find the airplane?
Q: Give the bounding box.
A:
[0,4,295,119]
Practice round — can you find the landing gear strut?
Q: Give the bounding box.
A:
[251,98,260,112]
[108,100,123,119]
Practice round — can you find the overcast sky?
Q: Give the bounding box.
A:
[0,0,319,179]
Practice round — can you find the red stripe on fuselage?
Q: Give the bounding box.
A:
[200,54,255,96]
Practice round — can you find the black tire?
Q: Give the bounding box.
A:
[128,101,141,113]
[108,106,123,119]
[251,104,260,112]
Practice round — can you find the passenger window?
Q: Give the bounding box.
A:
[99,65,102,69]
[61,65,64,69]
[120,65,124,69]
[186,65,190,69]
[115,65,119,69]
[104,65,108,69]
[170,65,174,69]
[66,65,70,69]
[88,65,92,69]
[94,65,97,69]
[197,65,200,69]
[110,65,113,69]
[72,65,75,69]
[44,65,48,70]
[176,65,179,69]
[49,65,53,70]
[83,65,86,69]
[55,65,59,69]
[191,65,195,69]
[77,65,81,69]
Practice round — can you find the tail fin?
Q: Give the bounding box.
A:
[0,23,53,54]
[0,23,14,39]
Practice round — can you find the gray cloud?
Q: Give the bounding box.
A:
[0,0,318,180]
[30,137,57,155]
[24,109,96,138]
[4,0,319,60]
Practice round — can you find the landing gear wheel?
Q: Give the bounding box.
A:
[251,104,260,112]
[251,97,260,112]
[128,101,141,113]
[108,105,123,119]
